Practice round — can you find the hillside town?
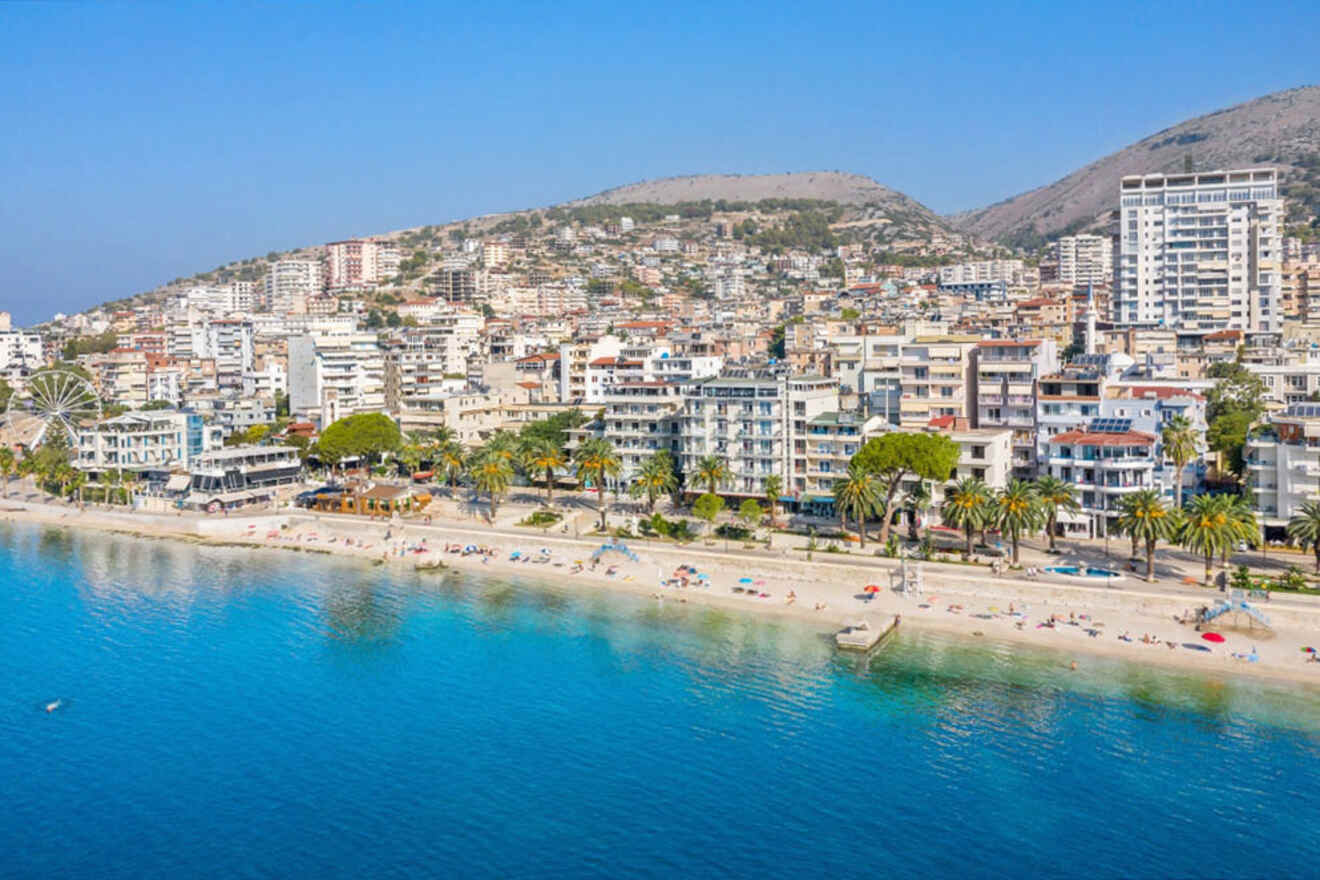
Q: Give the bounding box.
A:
[5,166,1320,573]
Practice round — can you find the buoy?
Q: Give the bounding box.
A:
[45,700,62,713]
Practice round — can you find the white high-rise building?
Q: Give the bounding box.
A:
[1055,234,1113,286]
[1115,168,1283,332]
[325,239,400,289]
[266,260,324,312]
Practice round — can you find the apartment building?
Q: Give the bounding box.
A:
[265,259,325,313]
[1055,234,1114,286]
[1247,403,1320,535]
[971,339,1058,478]
[76,411,222,476]
[677,370,838,500]
[791,411,884,512]
[395,387,530,447]
[898,338,976,427]
[381,322,482,411]
[325,239,400,289]
[1115,168,1283,332]
[596,381,685,485]
[0,330,44,372]
[1043,422,1158,538]
[558,336,623,404]
[287,332,386,425]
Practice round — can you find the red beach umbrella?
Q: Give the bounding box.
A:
[1202,632,1226,643]
[864,585,881,594]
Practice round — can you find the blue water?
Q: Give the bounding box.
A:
[3,522,1319,879]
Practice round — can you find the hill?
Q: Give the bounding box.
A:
[574,171,937,213]
[952,85,1320,248]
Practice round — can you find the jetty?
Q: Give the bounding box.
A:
[835,615,901,651]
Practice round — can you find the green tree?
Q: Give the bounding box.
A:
[833,464,881,548]
[436,440,467,490]
[738,498,764,532]
[629,450,677,513]
[468,451,513,520]
[574,438,621,531]
[1161,415,1198,505]
[317,413,402,470]
[1033,475,1080,552]
[991,479,1043,565]
[941,476,991,556]
[1204,363,1266,477]
[520,437,566,507]
[1177,494,1237,584]
[692,492,725,535]
[762,474,783,524]
[694,455,731,496]
[1286,500,1320,572]
[853,432,961,545]
[0,447,13,497]
[1115,489,1180,583]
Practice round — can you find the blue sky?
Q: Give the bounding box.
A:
[1,0,1316,325]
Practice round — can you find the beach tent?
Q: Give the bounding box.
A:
[591,542,639,562]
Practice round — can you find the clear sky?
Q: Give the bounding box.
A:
[1,0,1316,325]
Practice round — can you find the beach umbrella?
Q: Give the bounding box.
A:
[464,544,478,553]
[540,548,551,555]
[1302,646,1316,654]
[864,584,881,594]
[738,577,754,584]
[1202,632,1226,643]
[697,573,709,581]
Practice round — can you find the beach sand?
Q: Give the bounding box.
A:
[6,501,1320,687]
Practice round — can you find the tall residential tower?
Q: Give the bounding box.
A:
[1115,168,1282,333]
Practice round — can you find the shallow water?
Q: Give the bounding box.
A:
[2,522,1318,878]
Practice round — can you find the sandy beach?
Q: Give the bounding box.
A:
[7,499,1320,687]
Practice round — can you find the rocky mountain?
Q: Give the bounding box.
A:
[952,85,1320,247]
[574,170,938,214]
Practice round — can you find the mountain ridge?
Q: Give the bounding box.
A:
[950,85,1320,246]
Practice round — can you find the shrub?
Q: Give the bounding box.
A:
[519,510,561,528]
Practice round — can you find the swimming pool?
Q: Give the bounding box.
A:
[1045,565,1124,580]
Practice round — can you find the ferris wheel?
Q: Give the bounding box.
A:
[4,369,103,446]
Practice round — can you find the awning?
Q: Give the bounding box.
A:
[165,474,191,492]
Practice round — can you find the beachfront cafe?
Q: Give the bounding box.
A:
[302,482,432,517]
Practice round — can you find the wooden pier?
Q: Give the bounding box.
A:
[835,615,901,651]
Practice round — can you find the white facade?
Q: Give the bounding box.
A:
[1116,168,1283,332]
[0,330,44,371]
[1247,404,1320,528]
[287,332,385,424]
[266,259,324,312]
[1056,234,1113,286]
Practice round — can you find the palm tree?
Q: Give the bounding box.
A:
[1161,415,1198,507]
[903,481,931,541]
[1033,475,1079,552]
[483,430,519,465]
[941,477,990,556]
[629,450,676,513]
[1177,494,1236,585]
[105,468,124,506]
[762,474,783,525]
[397,444,424,479]
[992,479,1043,565]
[520,437,566,507]
[120,469,139,508]
[1115,489,1179,582]
[0,447,14,497]
[468,451,513,520]
[574,437,621,531]
[1287,501,1320,572]
[833,464,881,548]
[694,454,731,497]
[68,469,87,507]
[1219,494,1258,567]
[436,441,466,491]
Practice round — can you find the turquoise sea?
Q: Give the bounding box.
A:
[3,521,1319,879]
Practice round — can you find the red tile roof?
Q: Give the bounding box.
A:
[927,415,956,428]
[1122,385,1205,401]
[1049,429,1156,446]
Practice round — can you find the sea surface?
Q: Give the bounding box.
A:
[2,521,1319,879]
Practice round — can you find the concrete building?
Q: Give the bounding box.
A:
[1115,168,1283,332]
[325,239,400,289]
[287,332,385,425]
[1247,403,1320,535]
[1043,424,1158,538]
[0,330,44,372]
[971,339,1058,478]
[75,411,222,477]
[1055,234,1114,286]
[898,338,976,427]
[265,259,324,312]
